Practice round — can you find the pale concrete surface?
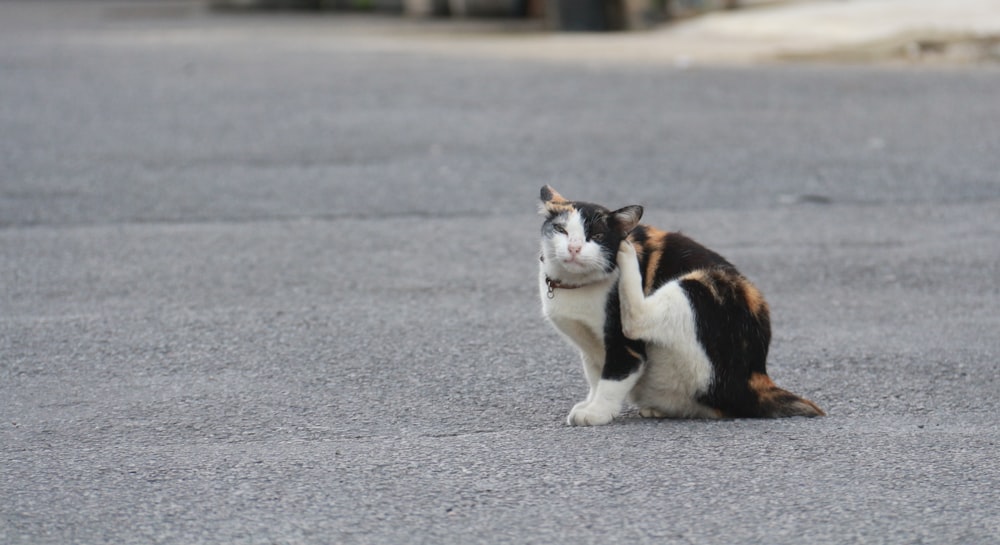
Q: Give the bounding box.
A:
[4,1,1000,65]
[401,0,1000,64]
[238,0,1000,65]
[673,0,1000,62]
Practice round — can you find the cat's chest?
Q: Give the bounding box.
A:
[540,274,614,348]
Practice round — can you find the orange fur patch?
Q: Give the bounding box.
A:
[543,202,575,215]
[749,372,776,392]
[750,372,826,417]
[740,280,769,318]
[540,186,573,216]
[544,186,568,203]
[635,228,668,295]
[682,270,722,303]
[643,249,662,295]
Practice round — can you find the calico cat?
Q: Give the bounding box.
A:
[538,185,823,426]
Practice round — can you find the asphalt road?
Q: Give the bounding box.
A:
[2,3,999,544]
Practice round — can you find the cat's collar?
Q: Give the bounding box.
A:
[545,276,588,298]
[540,255,596,298]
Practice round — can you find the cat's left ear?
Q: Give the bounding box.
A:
[610,205,643,235]
[539,185,571,216]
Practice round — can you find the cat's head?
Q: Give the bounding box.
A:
[538,185,643,284]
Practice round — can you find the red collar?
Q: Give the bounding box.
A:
[540,254,592,298]
[544,276,588,299]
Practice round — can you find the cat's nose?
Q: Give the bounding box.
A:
[568,243,582,255]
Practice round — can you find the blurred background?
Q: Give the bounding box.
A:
[197,0,1000,60]
[208,0,748,31]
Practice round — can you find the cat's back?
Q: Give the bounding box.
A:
[627,225,737,294]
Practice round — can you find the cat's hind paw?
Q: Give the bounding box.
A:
[639,407,668,419]
[617,239,637,264]
[567,400,615,427]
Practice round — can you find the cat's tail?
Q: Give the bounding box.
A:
[750,372,825,418]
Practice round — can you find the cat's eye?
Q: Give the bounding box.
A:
[590,233,605,242]
[553,224,567,234]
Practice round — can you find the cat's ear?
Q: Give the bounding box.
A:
[539,185,570,216]
[610,205,643,235]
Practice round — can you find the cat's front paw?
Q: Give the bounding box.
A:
[567,400,615,427]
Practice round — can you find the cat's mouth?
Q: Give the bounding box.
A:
[561,256,592,270]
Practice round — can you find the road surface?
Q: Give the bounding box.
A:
[2,3,998,544]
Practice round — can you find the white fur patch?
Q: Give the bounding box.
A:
[540,209,619,407]
[567,375,641,426]
[617,240,716,418]
[541,268,615,402]
[540,210,619,418]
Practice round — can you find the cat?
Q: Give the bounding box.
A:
[538,185,824,426]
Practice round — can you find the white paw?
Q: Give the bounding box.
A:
[639,407,668,419]
[567,401,615,427]
[617,240,636,263]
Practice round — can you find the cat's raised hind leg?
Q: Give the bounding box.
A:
[617,240,690,344]
[617,240,654,341]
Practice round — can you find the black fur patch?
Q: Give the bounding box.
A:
[627,226,790,417]
[635,228,737,292]
[602,285,646,380]
[682,274,771,416]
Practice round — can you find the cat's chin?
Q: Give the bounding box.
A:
[560,259,595,273]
